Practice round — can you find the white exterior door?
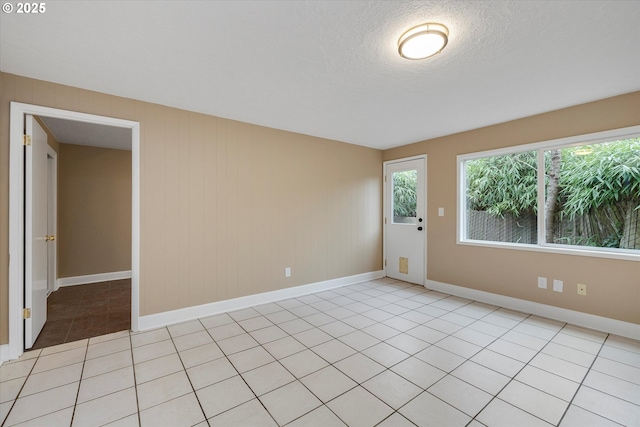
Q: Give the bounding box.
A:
[25,115,50,348]
[384,157,426,285]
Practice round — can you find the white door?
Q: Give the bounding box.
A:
[47,154,57,295]
[384,158,426,285]
[25,115,50,348]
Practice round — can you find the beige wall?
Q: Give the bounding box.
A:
[2,71,636,346]
[0,72,383,344]
[384,92,640,324]
[58,143,132,278]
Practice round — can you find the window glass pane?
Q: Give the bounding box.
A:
[392,170,417,224]
[545,138,640,250]
[465,151,538,243]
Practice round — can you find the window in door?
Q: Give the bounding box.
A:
[392,170,418,224]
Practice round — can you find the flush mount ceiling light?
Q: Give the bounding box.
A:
[398,23,449,60]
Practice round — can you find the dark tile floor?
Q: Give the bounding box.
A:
[31,279,131,350]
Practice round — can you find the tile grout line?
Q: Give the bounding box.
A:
[37,334,137,426]
[377,298,522,426]
[474,320,609,425]
[91,297,638,426]
[228,301,381,426]
[203,316,281,426]
[236,284,459,426]
[462,312,548,425]
[67,340,90,427]
[0,285,469,422]
[0,348,42,427]
[232,308,332,426]
[233,325,296,427]
[12,341,101,425]
[5,340,91,426]
[250,326,360,426]
[330,284,486,425]
[127,330,143,427]
[554,333,625,427]
[5,279,637,427]
[181,319,218,427]
[130,329,184,415]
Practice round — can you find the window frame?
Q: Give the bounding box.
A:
[457,125,640,261]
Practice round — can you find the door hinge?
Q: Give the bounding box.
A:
[384,175,387,182]
[23,308,31,319]
[23,135,32,146]
[384,217,387,224]
[384,259,387,267]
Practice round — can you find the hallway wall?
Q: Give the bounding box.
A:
[57,143,132,278]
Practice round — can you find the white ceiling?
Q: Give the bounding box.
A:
[1,1,639,150]
[39,116,132,151]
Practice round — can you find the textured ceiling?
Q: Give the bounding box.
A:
[1,1,639,149]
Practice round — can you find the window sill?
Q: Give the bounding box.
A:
[457,239,640,262]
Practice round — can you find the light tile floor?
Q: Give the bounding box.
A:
[1,278,639,427]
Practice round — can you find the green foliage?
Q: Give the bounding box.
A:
[559,139,640,219]
[466,139,640,220]
[466,151,538,217]
[465,138,640,249]
[393,170,417,218]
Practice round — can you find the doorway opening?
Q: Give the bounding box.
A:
[32,281,132,350]
[31,114,133,349]
[7,102,140,361]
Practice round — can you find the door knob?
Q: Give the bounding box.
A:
[45,235,55,242]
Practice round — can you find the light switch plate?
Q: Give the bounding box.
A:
[553,279,563,292]
[438,207,444,217]
[538,277,547,289]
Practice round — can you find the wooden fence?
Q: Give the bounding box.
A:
[468,201,639,249]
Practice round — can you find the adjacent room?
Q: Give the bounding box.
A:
[0,1,638,426]
[25,116,133,350]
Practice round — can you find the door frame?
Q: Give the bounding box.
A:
[383,155,427,285]
[8,102,141,360]
[46,146,58,295]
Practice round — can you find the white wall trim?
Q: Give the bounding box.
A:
[7,102,140,362]
[0,344,9,366]
[57,271,133,288]
[425,279,640,341]
[138,270,384,331]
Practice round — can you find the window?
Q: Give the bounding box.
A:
[465,150,538,244]
[392,170,417,224]
[458,126,640,258]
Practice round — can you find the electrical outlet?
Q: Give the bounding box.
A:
[577,283,587,296]
[285,267,291,278]
[553,279,563,292]
[537,277,547,289]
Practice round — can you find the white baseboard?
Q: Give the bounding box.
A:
[138,270,384,331]
[0,344,9,366]
[425,279,640,341]
[57,270,132,288]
